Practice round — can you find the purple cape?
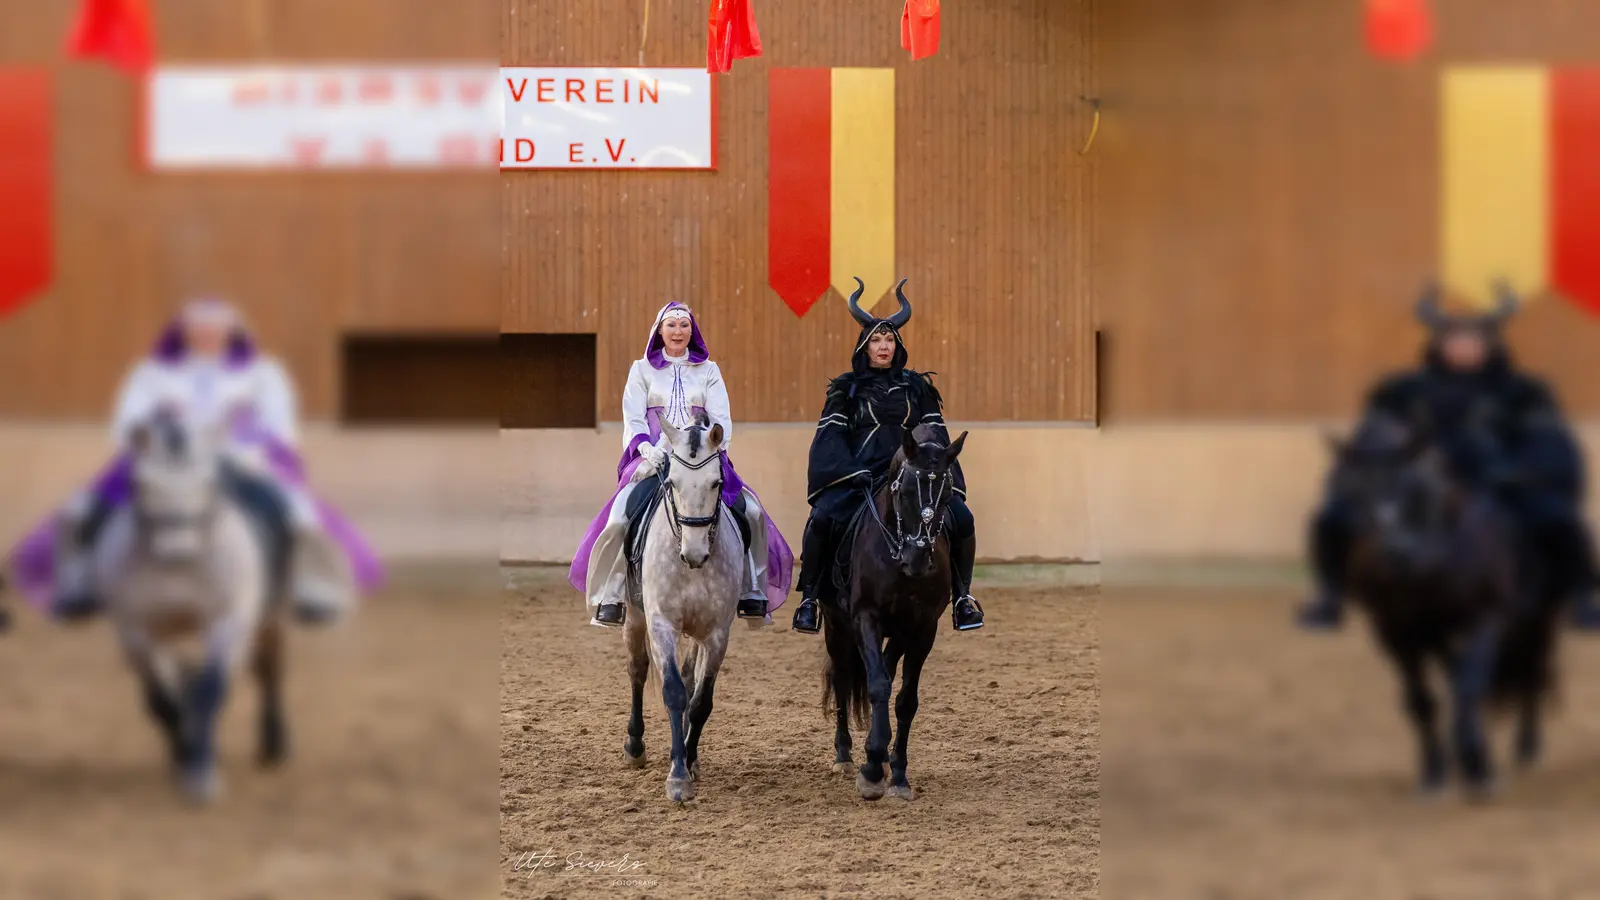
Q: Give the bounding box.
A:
[5,307,384,611]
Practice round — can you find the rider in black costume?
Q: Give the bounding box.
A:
[1299,282,1600,632]
[790,278,984,635]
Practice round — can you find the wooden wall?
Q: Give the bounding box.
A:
[1097,0,1600,419]
[502,0,1099,423]
[0,0,498,419]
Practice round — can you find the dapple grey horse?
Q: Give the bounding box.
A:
[81,410,289,804]
[623,418,744,803]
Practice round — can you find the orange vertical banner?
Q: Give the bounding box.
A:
[828,68,896,310]
[0,68,53,319]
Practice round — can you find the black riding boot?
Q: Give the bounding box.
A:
[1297,505,1350,631]
[950,532,984,632]
[1555,519,1600,632]
[594,600,626,627]
[792,516,833,635]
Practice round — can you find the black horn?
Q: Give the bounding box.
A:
[1488,279,1521,323]
[1412,281,1447,329]
[887,278,912,329]
[846,277,875,327]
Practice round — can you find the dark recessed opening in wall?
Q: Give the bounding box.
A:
[500,333,597,428]
[341,333,499,426]
[1094,329,1108,427]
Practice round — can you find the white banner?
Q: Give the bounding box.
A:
[145,65,500,170]
[499,67,715,170]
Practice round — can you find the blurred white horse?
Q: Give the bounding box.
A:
[79,409,289,804]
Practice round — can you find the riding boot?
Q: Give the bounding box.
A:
[587,480,647,628]
[52,491,110,623]
[1297,504,1351,631]
[1555,512,1600,630]
[792,515,833,635]
[1570,589,1600,631]
[1296,587,1345,630]
[227,464,348,627]
[949,532,984,632]
[736,492,770,621]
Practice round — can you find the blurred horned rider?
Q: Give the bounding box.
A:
[790,278,984,636]
[1299,282,1600,632]
[8,299,384,624]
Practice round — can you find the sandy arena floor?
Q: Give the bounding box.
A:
[1103,586,1600,900]
[0,570,500,900]
[500,569,1100,900]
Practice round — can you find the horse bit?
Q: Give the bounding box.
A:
[661,451,725,554]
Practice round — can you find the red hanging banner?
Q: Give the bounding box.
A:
[1364,0,1432,63]
[708,0,763,74]
[768,69,832,317]
[0,68,54,320]
[66,0,156,74]
[1550,68,1600,316]
[902,0,941,61]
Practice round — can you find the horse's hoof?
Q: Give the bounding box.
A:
[258,747,290,769]
[666,777,696,803]
[886,784,916,801]
[688,761,700,781]
[831,761,853,775]
[856,773,886,801]
[1462,777,1499,804]
[623,749,647,769]
[181,768,224,806]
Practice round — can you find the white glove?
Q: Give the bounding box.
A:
[633,443,667,481]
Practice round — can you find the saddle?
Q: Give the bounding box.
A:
[622,463,751,610]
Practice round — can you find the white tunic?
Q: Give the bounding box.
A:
[621,353,733,453]
[111,356,300,450]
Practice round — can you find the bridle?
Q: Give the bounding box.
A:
[865,457,953,562]
[661,450,724,555]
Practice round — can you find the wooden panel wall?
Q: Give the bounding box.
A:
[503,0,1098,423]
[1097,0,1600,419]
[0,0,498,419]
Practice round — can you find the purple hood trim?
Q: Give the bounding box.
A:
[151,299,257,368]
[644,301,709,369]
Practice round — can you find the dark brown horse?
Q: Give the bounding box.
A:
[1330,416,1562,797]
[822,425,968,801]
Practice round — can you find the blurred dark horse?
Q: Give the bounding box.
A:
[823,425,967,801]
[1330,414,1562,797]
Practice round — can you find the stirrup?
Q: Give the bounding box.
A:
[952,594,985,632]
[791,597,822,634]
[591,601,626,629]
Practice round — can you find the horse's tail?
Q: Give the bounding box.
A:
[820,620,871,730]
